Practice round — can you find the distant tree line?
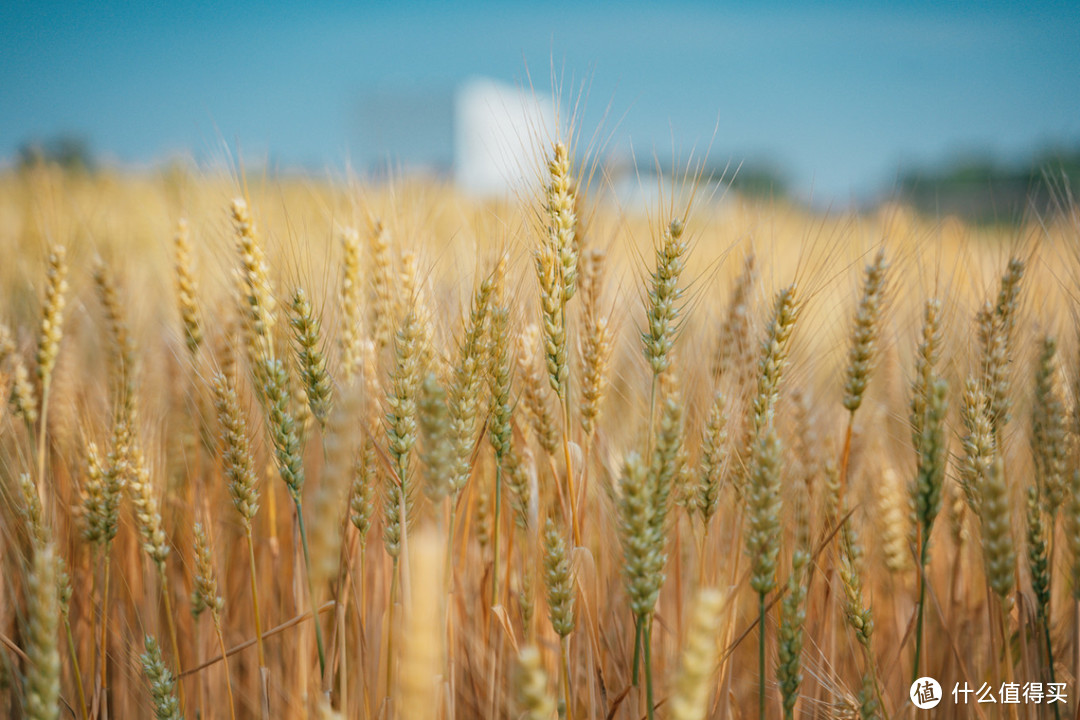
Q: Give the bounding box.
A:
[896,148,1080,225]
[16,136,96,172]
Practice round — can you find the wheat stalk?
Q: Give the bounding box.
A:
[257,353,327,676]
[910,373,948,681]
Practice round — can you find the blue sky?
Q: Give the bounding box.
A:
[2,0,1079,203]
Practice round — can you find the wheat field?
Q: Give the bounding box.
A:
[1,142,1079,720]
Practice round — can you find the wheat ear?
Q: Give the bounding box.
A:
[516,325,558,457]
[777,498,810,720]
[367,220,395,351]
[669,588,724,720]
[543,517,576,720]
[514,645,557,720]
[36,243,67,394]
[1032,335,1067,517]
[338,227,363,381]
[24,540,60,720]
[1,321,40,426]
[173,219,203,357]
[842,249,887,412]
[578,248,612,438]
[191,522,236,720]
[230,198,277,363]
[713,252,758,390]
[141,635,182,720]
[744,284,799,494]
[289,287,334,429]
[696,390,728,531]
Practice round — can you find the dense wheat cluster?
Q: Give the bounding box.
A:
[1,140,1080,720]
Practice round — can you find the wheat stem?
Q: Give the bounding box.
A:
[758,593,767,720]
[245,527,270,719]
[492,461,504,601]
[643,616,655,720]
[1044,619,1062,720]
[211,616,237,720]
[98,553,111,720]
[385,558,399,707]
[294,495,328,676]
[561,636,575,720]
[63,616,88,720]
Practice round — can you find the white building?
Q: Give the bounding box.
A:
[453,77,555,197]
